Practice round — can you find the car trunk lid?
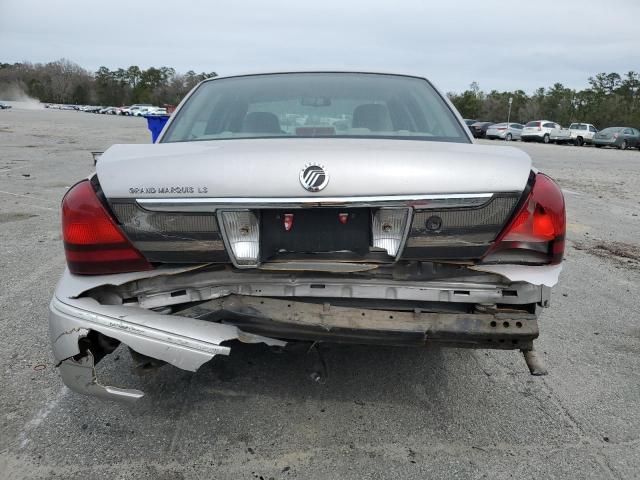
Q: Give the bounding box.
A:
[96,139,532,268]
[97,138,531,198]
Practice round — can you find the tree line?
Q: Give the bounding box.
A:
[447,72,640,128]
[1,59,638,128]
[0,58,216,106]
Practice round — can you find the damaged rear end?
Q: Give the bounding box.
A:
[49,72,565,402]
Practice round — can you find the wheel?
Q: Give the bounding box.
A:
[505,133,512,141]
[619,140,627,150]
[575,137,584,146]
[543,134,550,144]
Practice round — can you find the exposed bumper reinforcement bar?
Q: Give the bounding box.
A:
[178,295,539,349]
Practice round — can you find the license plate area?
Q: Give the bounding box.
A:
[260,208,371,261]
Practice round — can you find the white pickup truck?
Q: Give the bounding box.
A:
[549,123,598,146]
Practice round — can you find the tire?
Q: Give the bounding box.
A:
[505,133,512,141]
[575,137,584,147]
[543,134,550,144]
[619,141,627,150]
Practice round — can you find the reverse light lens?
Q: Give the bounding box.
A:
[372,208,409,257]
[220,210,260,267]
[62,180,152,274]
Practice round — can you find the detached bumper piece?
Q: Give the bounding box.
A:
[178,295,539,350]
[49,297,286,403]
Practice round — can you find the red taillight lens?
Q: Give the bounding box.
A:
[486,173,565,264]
[62,180,152,274]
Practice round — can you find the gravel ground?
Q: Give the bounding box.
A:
[0,108,639,479]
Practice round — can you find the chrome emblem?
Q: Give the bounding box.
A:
[299,163,329,192]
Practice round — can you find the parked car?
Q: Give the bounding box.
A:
[146,107,168,116]
[549,123,598,146]
[99,107,112,114]
[521,120,561,143]
[121,104,152,116]
[549,125,571,144]
[485,123,524,141]
[0,102,12,109]
[133,106,165,117]
[469,121,495,139]
[592,127,640,150]
[50,71,565,401]
[569,123,598,146]
[133,107,152,116]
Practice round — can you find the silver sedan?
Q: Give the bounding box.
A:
[486,122,524,141]
[49,72,565,402]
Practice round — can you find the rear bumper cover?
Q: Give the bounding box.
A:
[49,295,286,403]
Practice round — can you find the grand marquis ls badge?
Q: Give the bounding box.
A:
[299,163,329,192]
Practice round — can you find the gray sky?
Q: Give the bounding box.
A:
[1,0,638,93]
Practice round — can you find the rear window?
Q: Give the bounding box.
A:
[162,73,470,143]
[525,121,540,127]
[600,127,622,134]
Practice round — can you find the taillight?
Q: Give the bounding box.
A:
[484,173,565,264]
[62,180,152,274]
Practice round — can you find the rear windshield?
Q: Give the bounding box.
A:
[600,127,622,133]
[162,73,469,143]
[525,121,540,127]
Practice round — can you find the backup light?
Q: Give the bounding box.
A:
[372,208,409,257]
[220,210,260,267]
